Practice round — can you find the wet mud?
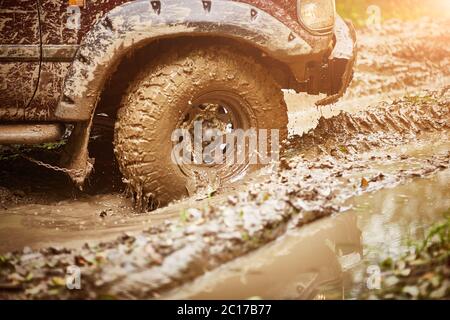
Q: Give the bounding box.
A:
[164,167,449,299]
[348,18,450,98]
[285,89,449,158]
[0,19,449,299]
[0,94,448,298]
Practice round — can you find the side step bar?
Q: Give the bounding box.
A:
[0,124,65,144]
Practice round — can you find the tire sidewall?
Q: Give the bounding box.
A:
[115,46,288,207]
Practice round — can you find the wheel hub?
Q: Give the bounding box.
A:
[174,91,253,191]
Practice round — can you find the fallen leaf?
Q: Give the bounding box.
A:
[384,275,400,287]
[50,276,66,287]
[429,285,446,299]
[402,285,419,298]
[361,177,369,188]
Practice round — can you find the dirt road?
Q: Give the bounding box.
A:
[0,19,449,299]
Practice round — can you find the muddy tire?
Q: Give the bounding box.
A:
[114,45,288,209]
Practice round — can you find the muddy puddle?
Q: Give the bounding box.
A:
[0,153,274,253]
[163,168,449,299]
[162,130,450,299]
[0,124,447,255]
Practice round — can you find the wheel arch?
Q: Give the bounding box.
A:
[58,0,326,186]
[54,0,317,121]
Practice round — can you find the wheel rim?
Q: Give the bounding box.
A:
[173,90,254,191]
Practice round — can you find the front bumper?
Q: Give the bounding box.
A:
[311,16,357,106]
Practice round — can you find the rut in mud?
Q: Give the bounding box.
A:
[0,89,448,299]
[286,89,449,158]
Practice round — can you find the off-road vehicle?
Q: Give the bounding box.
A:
[0,0,356,208]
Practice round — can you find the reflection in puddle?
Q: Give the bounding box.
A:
[342,168,450,299]
[166,212,362,299]
[164,169,450,299]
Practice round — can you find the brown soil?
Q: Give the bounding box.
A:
[0,19,449,299]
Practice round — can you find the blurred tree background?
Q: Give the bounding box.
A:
[337,0,450,27]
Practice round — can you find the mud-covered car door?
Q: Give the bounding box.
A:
[0,0,41,120]
[27,0,81,121]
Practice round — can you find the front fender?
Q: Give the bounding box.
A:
[55,0,322,121]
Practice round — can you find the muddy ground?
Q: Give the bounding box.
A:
[0,19,449,299]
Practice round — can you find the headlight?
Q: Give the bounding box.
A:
[298,0,335,32]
